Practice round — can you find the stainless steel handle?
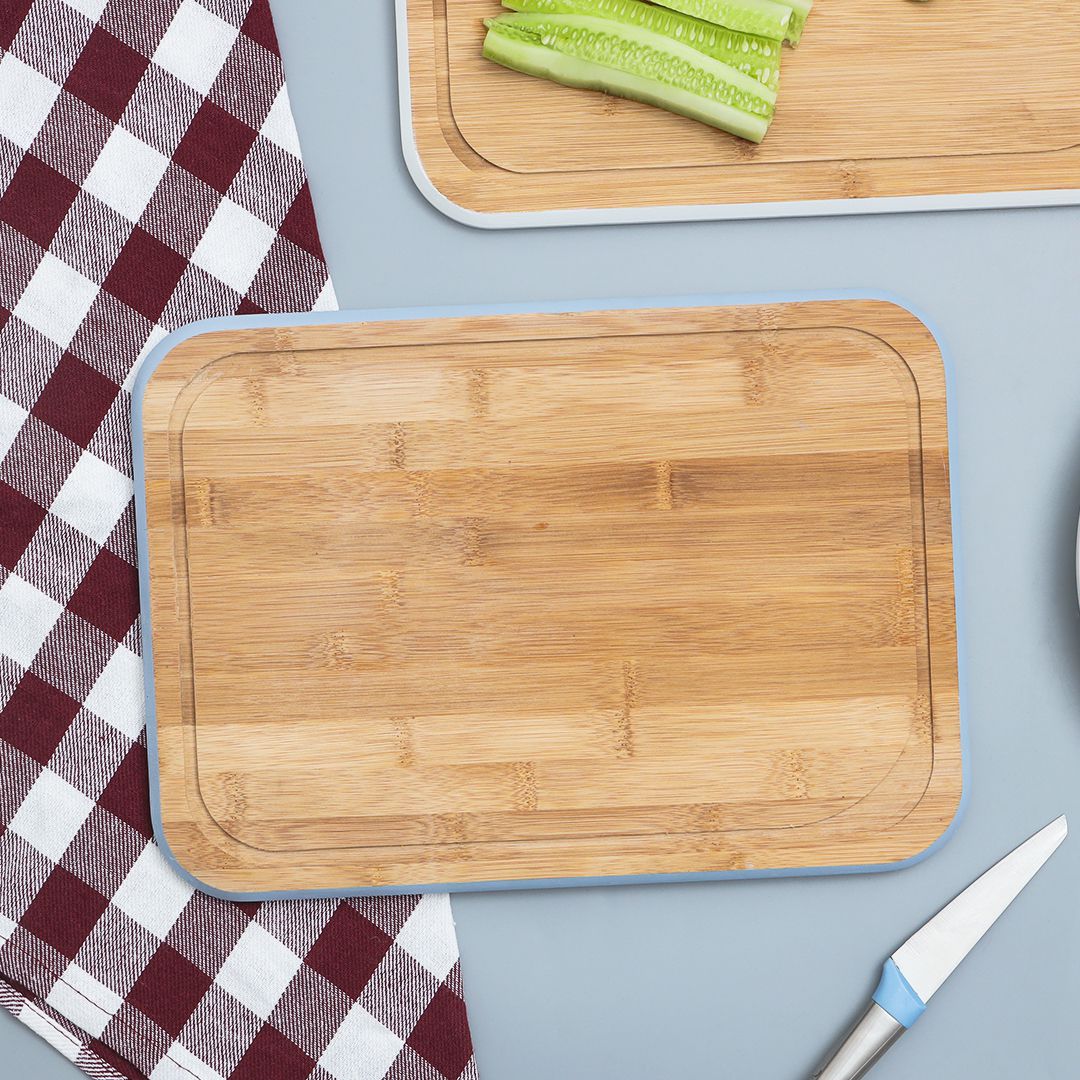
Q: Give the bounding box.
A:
[809,1002,905,1080]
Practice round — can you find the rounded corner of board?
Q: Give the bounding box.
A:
[138,320,252,398]
[151,822,235,901]
[131,329,192,403]
[883,296,942,330]
[929,767,967,850]
[854,297,950,356]
[400,134,503,229]
[886,784,967,874]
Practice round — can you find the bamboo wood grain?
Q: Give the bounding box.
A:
[141,301,960,894]
[402,0,1080,216]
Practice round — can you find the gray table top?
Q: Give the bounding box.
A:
[10,2,1080,1076]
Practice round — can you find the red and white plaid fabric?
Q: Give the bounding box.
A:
[0,3,476,1078]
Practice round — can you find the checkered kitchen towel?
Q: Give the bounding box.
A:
[0,3,476,1078]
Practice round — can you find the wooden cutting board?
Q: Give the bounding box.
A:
[137,299,962,897]
[397,0,1080,225]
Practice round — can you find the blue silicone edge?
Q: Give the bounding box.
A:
[131,289,970,901]
[873,958,928,1028]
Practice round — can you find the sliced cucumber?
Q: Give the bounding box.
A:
[648,0,792,43]
[501,0,780,89]
[785,0,812,43]
[483,26,770,142]
[488,13,776,121]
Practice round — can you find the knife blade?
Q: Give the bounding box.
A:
[810,815,1067,1080]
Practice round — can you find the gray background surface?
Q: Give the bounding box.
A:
[7,1,1080,1076]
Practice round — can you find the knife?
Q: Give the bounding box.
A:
[810,814,1068,1080]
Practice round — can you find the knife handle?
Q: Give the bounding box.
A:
[809,960,928,1080]
[808,1003,904,1080]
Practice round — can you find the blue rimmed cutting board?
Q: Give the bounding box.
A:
[134,297,962,897]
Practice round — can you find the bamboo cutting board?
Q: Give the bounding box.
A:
[397,0,1080,225]
[137,299,961,897]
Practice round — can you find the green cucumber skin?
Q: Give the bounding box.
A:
[501,0,780,89]
[784,0,811,43]
[649,0,792,42]
[489,13,775,118]
[482,28,769,142]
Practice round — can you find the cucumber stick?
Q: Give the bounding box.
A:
[785,0,812,44]
[487,14,776,122]
[483,25,770,142]
[501,0,780,89]
[649,0,793,43]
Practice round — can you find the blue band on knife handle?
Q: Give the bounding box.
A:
[873,958,927,1028]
